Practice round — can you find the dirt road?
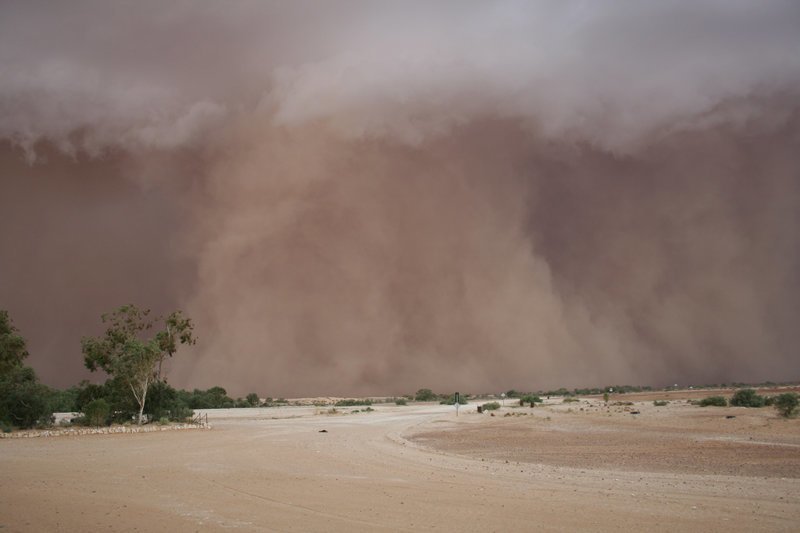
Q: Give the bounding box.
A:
[1,400,798,531]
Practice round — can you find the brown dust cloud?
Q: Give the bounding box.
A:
[1,2,799,397]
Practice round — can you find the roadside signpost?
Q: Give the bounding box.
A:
[455,392,460,416]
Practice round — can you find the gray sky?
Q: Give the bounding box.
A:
[1,1,799,396]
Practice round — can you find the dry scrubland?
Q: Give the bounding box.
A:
[1,389,798,531]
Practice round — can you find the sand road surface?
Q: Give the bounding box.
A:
[1,399,798,531]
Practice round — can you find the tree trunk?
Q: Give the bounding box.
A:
[136,377,149,425]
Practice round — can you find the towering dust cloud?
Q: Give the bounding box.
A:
[1,2,799,396]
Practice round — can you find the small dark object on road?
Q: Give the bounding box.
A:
[319,429,328,433]
[726,415,736,419]
[630,410,640,415]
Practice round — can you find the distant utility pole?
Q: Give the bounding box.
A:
[455,392,460,416]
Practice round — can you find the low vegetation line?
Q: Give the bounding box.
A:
[0,422,210,439]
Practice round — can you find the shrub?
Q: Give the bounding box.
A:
[440,394,468,405]
[698,396,727,407]
[730,389,765,408]
[0,366,53,429]
[36,412,55,429]
[83,398,110,426]
[75,382,108,412]
[482,402,501,411]
[544,388,571,397]
[573,388,602,395]
[74,378,139,423]
[146,382,194,421]
[563,397,579,403]
[774,393,799,418]
[653,400,669,406]
[335,399,373,407]
[47,386,80,413]
[395,398,407,406]
[146,381,178,419]
[414,388,437,402]
[170,403,194,422]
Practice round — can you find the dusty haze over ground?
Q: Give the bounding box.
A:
[1,1,799,396]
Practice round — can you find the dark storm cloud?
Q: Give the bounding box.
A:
[1,1,798,395]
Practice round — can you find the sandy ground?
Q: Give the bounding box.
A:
[1,396,798,532]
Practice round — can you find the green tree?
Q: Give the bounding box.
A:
[75,381,109,412]
[205,386,233,408]
[246,393,260,407]
[0,366,51,429]
[145,380,177,420]
[180,386,234,409]
[0,310,29,374]
[774,392,799,418]
[82,305,196,424]
[521,394,543,405]
[0,310,53,429]
[46,385,80,413]
[155,311,196,380]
